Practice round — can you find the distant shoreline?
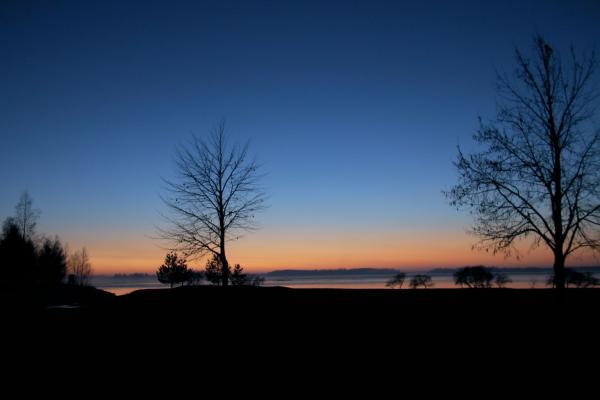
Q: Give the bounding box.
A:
[96,266,600,279]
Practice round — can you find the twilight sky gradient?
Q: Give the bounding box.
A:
[1,1,599,273]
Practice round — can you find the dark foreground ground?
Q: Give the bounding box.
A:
[3,285,599,384]
[5,285,600,337]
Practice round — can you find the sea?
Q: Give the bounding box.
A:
[90,268,598,296]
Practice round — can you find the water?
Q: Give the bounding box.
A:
[91,275,165,296]
[91,270,565,295]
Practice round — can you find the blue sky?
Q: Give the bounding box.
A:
[1,1,599,272]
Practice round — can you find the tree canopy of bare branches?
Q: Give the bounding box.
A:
[159,122,266,286]
[14,192,40,241]
[447,37,600,290]
[68,247,92,286]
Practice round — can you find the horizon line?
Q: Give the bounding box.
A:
[92,265,600,276]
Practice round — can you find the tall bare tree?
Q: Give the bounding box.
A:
[14,192,40,241]
[68,247,92,286]
[447,37,600,290]
[160,122,266,286]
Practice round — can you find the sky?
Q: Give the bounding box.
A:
[1,0,600,273]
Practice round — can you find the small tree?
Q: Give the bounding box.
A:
[409,274,434,289]
[230,264,247,286]
[14,192,40,242]
[453,266,494,288]
[156,252,191,288]
[386,272,406,289]
[68,247,92,286]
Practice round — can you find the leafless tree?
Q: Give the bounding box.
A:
[159,122,266,286]
[68,247,92,286]
[409,274,434,289]
[385,272,406,289]
[447,37,600,291]
[14,192,40,241]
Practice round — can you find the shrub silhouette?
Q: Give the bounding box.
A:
[409,274,433,289]
[453,266,494,288]
[547,269,600,289]
[386,272,406,289]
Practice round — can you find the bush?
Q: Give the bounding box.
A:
[453,266,494,288]
[409,274,434,289]
[547,269,600,288]
[386,272,406,289]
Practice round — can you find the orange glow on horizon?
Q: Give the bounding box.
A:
[66,228,599,275]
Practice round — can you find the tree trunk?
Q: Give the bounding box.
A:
[220,251,229,287]
[553,252,565,291]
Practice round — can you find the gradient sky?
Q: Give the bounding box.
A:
[1,0,599,273]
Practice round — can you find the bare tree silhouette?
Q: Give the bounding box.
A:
[159,122,266,286]
[447,37,600,291]
[453,266,494,288]
[68,247,92,286]
[14,192,40,242]
[409,274,434,289]
[386,272,406,289]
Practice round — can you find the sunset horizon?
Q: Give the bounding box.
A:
[2,1,599,284]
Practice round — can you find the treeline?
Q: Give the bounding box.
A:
[0,192,92,288]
